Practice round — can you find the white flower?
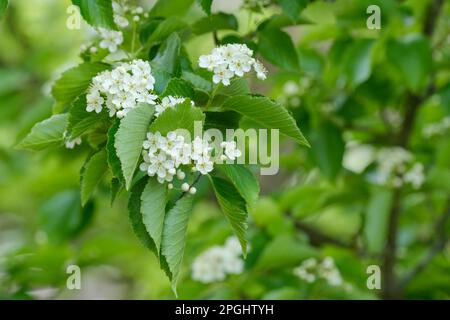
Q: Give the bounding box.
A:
[195,157,214,175]
[191,237,245,284]
[253,60,267,80]
[199,43,267,86]
[86,60,156,118]
[86,89,104,113]
[403,163,425,189]
[212,65,235,86]
[371,147,424,189]
[293,257,344,287]
[221,141,242,161]
[65,137,82,149]
[98,28,123,53]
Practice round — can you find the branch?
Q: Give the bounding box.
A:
[381,0,443,299]
[398,198,450,289]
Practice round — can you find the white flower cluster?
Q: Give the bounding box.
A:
[139,126,242,187]
[422,117,450,138]
[139,132,214,186]
[155,96,187,118]
[86,59,157,118]
[198,43,267,86]
[112,1,148,27]
[293,257,343,286]
[372,147,425,189]
[98,28,123,53]
[191,237,244,284]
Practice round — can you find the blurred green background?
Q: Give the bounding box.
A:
[0,0,449,299]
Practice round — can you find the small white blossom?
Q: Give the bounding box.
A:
[198,43,267,86]
[371,147,425,189]
[98,28,123,53]
[293,257,343,287]
[191,237,245,284]
[64,137,82,149]
[220,141,242,161]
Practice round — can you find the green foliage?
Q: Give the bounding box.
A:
[161,194,194,294]
[149,100,205,136]
[80,149,108,206]
[192,13,238,35]
[68,95,109,138]
[0,0,8,19]
[258,28,300,71]
[387,35,432,92]
[140,178,168,255]
[72,0,116,29]
[222,95,309,146]
[308,121,344,180]
[114,104,155,190]
[16,114,68,151]
[197,0,213,15]
[38,190,94,243]
[217,164,260,207]
[211,176,248,256]
[51,62,110,111]
[149,0,195,18]
[5,0,449,300]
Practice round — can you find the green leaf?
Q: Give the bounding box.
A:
[278,0,308,21]
[309,121,344,180]
[0,0,8,19]
[197,0,212,15]
[343,39,375,87]
[182,71,212,92]
[258,28,300,71]
[256,235,317,270]
[162,78,195,99]
[149,0,195,18]
[151,33,182,94]
[67,95,109,138]
[145,17,186,45]
[209,78,250,110]
[51,62,110,110]
[140,178,168,255]
[128,177,158,255]
[106,119,124,182]
[150,100,205,136]
[38,190,94,243]
[72,0,116,29]
[217,164,260,207]
[16,114,68,151]
[192,13,238,35]
[114,103,155,190]
[110,177,123,205]
[387,34,432,92]
[211,176,248,256]
[222,95,309,146]
[80,149,108,206]
[364,187,393,254]
[160,195,194,295]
